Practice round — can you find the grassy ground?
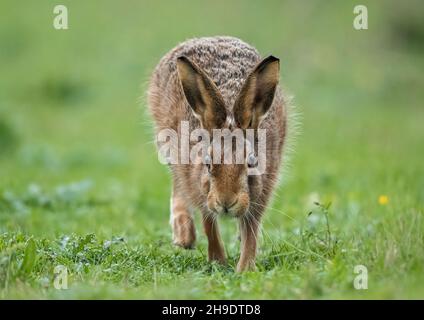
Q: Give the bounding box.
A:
[0,0,423,299]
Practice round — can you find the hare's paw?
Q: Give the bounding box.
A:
[208,247,227,265]
[172,215,196,249]
[236,259,256,272]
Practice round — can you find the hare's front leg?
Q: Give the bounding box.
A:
[170,187,196,249]
[202,213,226,264]
[237,216,261,272]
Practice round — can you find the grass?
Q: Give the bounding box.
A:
[0,0,423,299]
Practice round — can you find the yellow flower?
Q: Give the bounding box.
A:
[378,195,389,205]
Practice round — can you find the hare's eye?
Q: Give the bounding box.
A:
[247,153,258,168]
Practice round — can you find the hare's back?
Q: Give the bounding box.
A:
[148,37,268,132]
[157,37,261,104]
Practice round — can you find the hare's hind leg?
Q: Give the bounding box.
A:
[170,188,196,249]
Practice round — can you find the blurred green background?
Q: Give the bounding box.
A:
[0,0,423,299]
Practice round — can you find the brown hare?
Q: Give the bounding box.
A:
[148,36,288,272]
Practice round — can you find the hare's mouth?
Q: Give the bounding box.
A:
[211,201,237,216]
[207,194,249,218]
[221,210,238,218]
[211,206,247,219]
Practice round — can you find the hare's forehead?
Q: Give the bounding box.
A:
[212,162,246,176]
[209,134,253,155]
[212,129,240,139]
[211,132,244,144]
[225,115,236,128]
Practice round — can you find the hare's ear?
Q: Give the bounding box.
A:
[177,56,227,131]
[234,55,280,129]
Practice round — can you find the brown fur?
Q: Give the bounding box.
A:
[147,36,287,272]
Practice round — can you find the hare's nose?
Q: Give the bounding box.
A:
[218,199,238,213]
